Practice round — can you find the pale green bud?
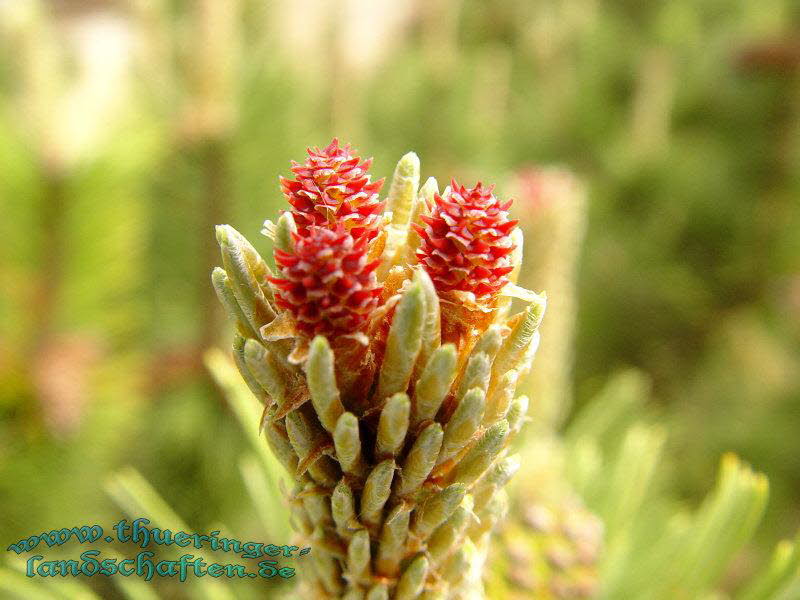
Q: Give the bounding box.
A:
[411,483,467,540]
[211,267,255,337]
[414,268,441,373]
[274,211,297,254]
[387,151,420,227]
[306,336,345,433]
[471,325,504,362]
[406,176,438,261]
[262,417,299,475]
[376,280,425,400]
[395,554,429,600]
[428,502,471,566]
[412,344,457,427]
[453,419,510,488]
[347,529,371,583]
[334,412,367,478]
[438,388,485,466]
[484,369,519,425]
[492,301,545,382]
[375,504,411,576]
[506,395,529,435]
[331,479,358,539]
[244,338,287,407]
[216,224,275,330]
[455,353,492,401]
[376,393,410,458]
[286,409,338,487]
[232,334,270,405]
[397,422,443,498]
[361,459,397,531]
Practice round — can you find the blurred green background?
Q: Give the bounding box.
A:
[0,0,798,597]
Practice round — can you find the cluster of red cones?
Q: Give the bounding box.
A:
[269,139,518,339]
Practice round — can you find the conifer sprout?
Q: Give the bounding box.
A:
[213,139,546,598]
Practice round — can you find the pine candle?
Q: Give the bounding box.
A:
[212,139,546,599]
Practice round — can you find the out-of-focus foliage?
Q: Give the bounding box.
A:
[494,371,800,599]
[1,351,292,599]
[0,0,798,598]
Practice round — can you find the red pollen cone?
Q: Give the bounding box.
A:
[270,226,383,338]
[414,180,518,304]
[280,138,385,242]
